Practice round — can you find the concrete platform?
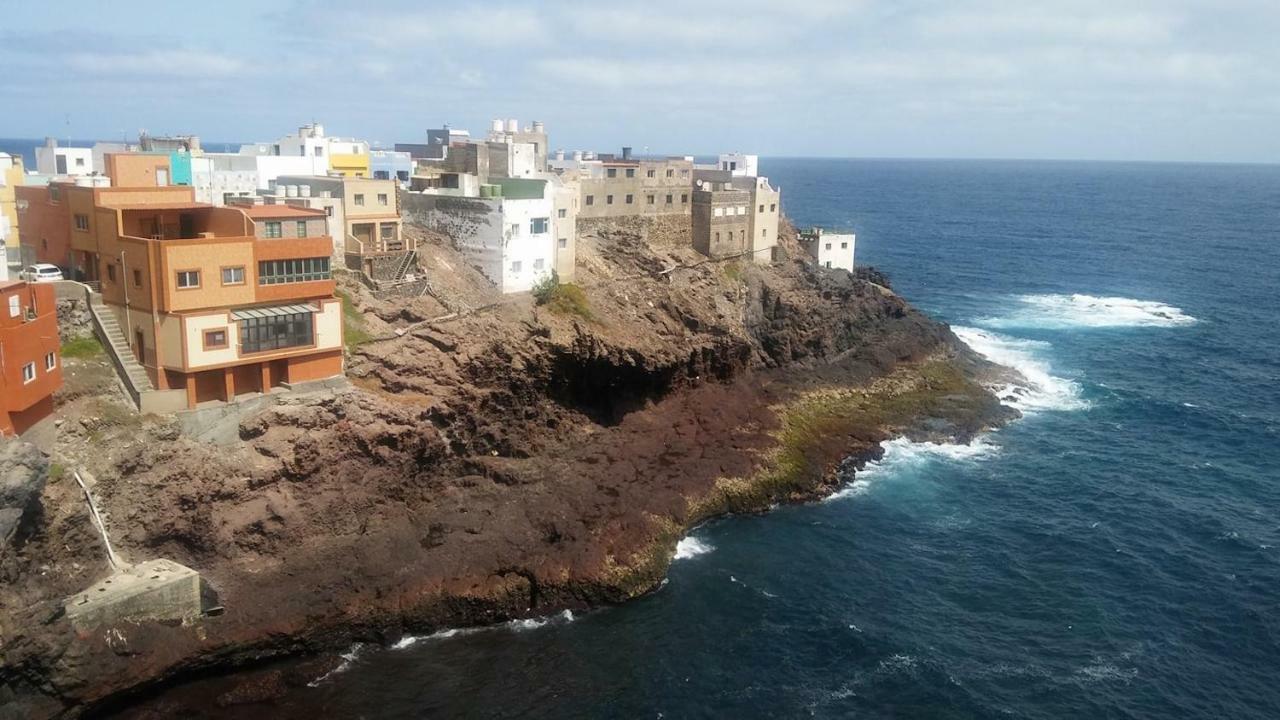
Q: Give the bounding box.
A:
[65,559,203,628]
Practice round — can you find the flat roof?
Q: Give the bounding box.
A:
[112,201,210,210]
[238,205,326,219]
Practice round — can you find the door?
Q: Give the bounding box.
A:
[179,213,195,239]
[156,168,169,186]
[135,329,145,365]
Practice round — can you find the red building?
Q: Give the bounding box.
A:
[0,280,62,436]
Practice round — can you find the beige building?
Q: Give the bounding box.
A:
[692,182,752,259]
[575,151,695,221]
[266,176,407,256]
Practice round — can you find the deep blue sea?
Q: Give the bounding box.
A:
[171,159,1280,718]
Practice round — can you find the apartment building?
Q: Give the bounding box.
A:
[267,175,406,256]
[0,280,62,436]
[103,152,174,187]
[244,124,370,178]
[1,153,23,276]
[35,138,93,176]
[691,181,753,259]
[573,149,695,221]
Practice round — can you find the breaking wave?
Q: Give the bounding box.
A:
[674,536,714,560]
[827,436,998,502]
[978,294,1197,330]
[953,326,1089,413]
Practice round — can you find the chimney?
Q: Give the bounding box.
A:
[622,146,632,160]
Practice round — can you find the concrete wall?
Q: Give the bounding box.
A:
[691,188,752,258]
[36,145,93,176]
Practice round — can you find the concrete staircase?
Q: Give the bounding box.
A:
[87,292,153,394]
[391,249,418,282]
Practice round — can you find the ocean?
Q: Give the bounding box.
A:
[153,159,1280,717]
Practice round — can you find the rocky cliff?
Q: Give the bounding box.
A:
[0,219,1015,717]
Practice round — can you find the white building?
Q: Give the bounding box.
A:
[799,227,855,273]
[242,124,369,176]
[35,139,93,176]
[717,152,759,178]
[403,177,556,294]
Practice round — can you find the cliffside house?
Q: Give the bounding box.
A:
[0,280,61,436]
[799,227,856,272]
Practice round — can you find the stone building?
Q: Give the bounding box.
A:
[691,181,752,259]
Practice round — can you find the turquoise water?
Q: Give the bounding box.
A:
[159,160,1280,718]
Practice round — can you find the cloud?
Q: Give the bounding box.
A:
[65,49,246,79]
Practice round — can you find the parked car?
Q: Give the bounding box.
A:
[20,264,64,282]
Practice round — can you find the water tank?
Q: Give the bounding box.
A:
[555,149,565,161]
[622,146,632,160]
[491,119,504,133]
[286,184,298,198]
[273,184,286,197]
[572,150,583,161]
[300,184,312,197]
[505,118,518,133]
[491,184,503,198]
[532,121,545,133]
[479,185,493,198]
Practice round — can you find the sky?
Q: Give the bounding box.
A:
[1,0,1278,163]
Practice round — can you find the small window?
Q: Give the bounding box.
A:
[354,194,365,206]
[7,295,19,318]
[533,258,544,270]
[176,270,200,289]
[45,352,57,371]
[204,329,228,349]
[326,205,334,217]
[510,260,522,273]
[681,193,689,203]
[607,168,617,178]
[49,187,60,202]
[625,194,633,204]
[222,266,245,285]
[625,168,635,178]
[531,218,549,234]
[351,144,359,154]
[265,221,282,238]
[666,169,674,178]
[647,195,655,205]
[825,261,832,268]
[759,205,765,213]
[646,169,655,178]
[586,195,594,206]
[681,169,689,177]
[22,362,36,384]
[75,157,85,167]
[296,220,308,237]
[132,269,142,287]
[74,213,89,231]
[825,243,832,250]
[764,229,769,237]
[558,238,568,249]
[665,194,673,204]
[714,208,724,217]
[381,225,394,241]
[606,195,614,205]
[377,193,388,206]
[770,203,776,212]
[315,146,324,157]
[715,232,720,242]
[558,208,566,218]
[107,265,117,282]
[841,242,848,249]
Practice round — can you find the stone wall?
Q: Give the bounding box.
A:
[578,214,692,248]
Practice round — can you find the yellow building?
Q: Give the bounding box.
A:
[1,153,25,258]
[328,152,371,178]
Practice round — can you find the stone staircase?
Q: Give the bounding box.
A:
[390,249,418,282]
[87,292,153,394]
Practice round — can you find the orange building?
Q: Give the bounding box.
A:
[39,183,344,409]
[103,152,173,188]
[0,280,62,436]
[16,184,71,268]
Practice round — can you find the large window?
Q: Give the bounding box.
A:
[239,313,313,354]
[531,217,549,234]
[258,257,330,285]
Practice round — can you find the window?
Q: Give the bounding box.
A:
[354,194,365,206]
[41,239,48,250]
[203,329,228,350]
[825,243,832,251]
[625,168,635,178]
[841,242,848,249]
[239,313,313,354]
[533,258,544,270]
[509,223,521,237]
[75,157,85,167]
[296,220,308,237]
[715,232,720,243]
[825,261,832,268]
[377,193,388,206]
[107,265,117,283]
[646,169,655,178]
[510,260,522,273]
[681,193,689,203]
[531,217,549,233]
[132,269,142,287]
[380,225,394,241]
[45,352,57,371]
[586,195,594,206]
[315,146,324,157]
[625,194,633,204]
[7,295,18,318]
[770,203,776,212]
[22,362,36,384]
[665,194,673,204]
[680,169,689,177]
[222,266,245,285]
[176,270,200,288]
[49,187,60,202]
[738,206,747,215]
[759,205,765,213]
[558,208,567,218]
[666,169,674,178]
[606,195,614,205]
[558,238,568,249]
[647,195,655,205]
[714,208,724,217]
[258,257,331,285]
[74,213,89,231]
[764,229,769,237]
[607,168,617,178]
[265,221,283,238]
[325,206,334,217]
[351,145,359,154]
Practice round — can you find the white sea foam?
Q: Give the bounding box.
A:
[826,435,999,502]
[673,536,714,560]
[307,643,364,686]
[979,294,1197,330]
[508,609,576,632]
[953,326,1089,413]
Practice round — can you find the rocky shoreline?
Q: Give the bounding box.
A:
[0,220,1016,718]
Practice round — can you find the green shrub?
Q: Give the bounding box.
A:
[337,289,373,350]
[531,270,561,305]
[60,335,103,359]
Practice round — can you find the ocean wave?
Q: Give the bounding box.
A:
[978,293,1198,329]
[953,326,1089,412]
[307,643,365,686]
[673,536,714,560]
[826,436,998,502]
[388,610,577,651]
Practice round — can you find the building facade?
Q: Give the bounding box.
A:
[0,153,23,273]
[268,176,406,256]
[575,151,695,221]
[0,280,62,436]
[35,138,94,176]
[799,227,855,272]
[691,182,752,259]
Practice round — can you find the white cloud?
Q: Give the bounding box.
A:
[65,49,245,79]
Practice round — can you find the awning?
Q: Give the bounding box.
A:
[230,303,318,320]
